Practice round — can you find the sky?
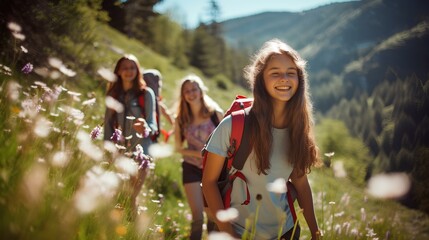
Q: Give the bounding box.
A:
[154,0,357,28]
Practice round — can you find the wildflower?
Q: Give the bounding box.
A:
[115,224,127,236]
[20,45,28,53]
[207,231,236,240]
[19,164,48,205]
[148,143,174,159]
[90,125,102,140]
[216,208,239,222]
[366,172,411,199]
[360,207,366,222]
[111,128,124,143]
[7,22,22,32]
[12,32,25,40]
[21,63,33,74]
[42,85,62,103]
[266,178,287,193]
[67,91,81,97]
[59,66,76,77]
[105,96,124,113]
[324,152,335,157]
[134,144,152,169]
[1,64,12,76]
[74,167,120,214]
[52,151,69,168]
[332,160,347,178]
[6,81,21,101]
[34,67,49,77]
[34,117,52,137]
[76,130,104,161]
[48,57,63,69]
[350,228,359,237]
[97,67,117,82]
[104,141,117,154]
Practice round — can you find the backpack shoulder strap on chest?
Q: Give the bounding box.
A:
[226,108,252,170]
[138,89,145,109]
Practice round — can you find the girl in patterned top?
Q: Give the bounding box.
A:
[174,74,223,239]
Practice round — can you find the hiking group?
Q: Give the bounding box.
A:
[103,38,322,240]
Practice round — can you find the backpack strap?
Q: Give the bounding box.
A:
[138,88,160,141]
[223,108,251,208]
[287,181,297,222]
[226,109,246,169]
[138,90,146,119]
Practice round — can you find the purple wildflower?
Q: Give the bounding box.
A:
[134,144,151,169]
[90,125,101,140]
[110,128,123,143]
[21,63,33,74]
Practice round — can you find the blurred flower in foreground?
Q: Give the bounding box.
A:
[21,62,33,74]
[6,81,21,101]
[77,130,103,161]
[208,231,236,240]
[216,208,239,222]
[82,98,96,106]
[19,164,48,205]
[104,141,118,154]
[74,166,120,214]
[106,96,124,113]
[90,125,102,140]
[48,57,76,77]
[324,152,335,157]
[51,151,69,168]
[1,64,13,76]
[20,98,40,118]
[135,212,152,235]
[34,117,52,137]
[332,160,347,178]
[20,45,28,53]
[115,155,138,176]
[367,172,411,199]
[7,21,22,32]
[97,67,117,82]
[266,178,287,194]
[148,143,174,159]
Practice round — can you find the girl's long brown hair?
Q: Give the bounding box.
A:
[244,39,321,176]
[176,74,217,141]
[106,54,146,99]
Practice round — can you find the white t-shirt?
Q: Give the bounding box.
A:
[205,115,295,239]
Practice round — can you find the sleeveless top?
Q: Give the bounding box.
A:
[183,118,216,168]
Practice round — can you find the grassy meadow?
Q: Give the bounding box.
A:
[1,22,429,240]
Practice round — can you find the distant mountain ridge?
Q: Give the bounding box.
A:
[222,0,429,103]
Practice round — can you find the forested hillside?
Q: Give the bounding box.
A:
[223,0,429,214]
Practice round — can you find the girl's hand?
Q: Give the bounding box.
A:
[133,118,151,137]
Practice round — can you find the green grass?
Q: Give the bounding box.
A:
[1,22,429,240]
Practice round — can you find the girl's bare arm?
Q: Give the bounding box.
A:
[202,152,238,237]
[290,171,320,239]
